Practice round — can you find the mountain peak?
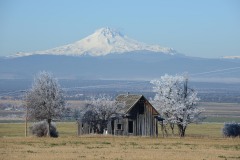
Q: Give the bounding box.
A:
[14,27,177,57]
[95,27,123,38]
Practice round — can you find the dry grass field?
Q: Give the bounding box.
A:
[0,100,239,159]
[0,123,240,160]
[1,136,240,160]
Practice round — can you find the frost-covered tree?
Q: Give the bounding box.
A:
[83,95,123,133]
[151,74,203,137]
[25,71,65,137]
[73,108,81,120]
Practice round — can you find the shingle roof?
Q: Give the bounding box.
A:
[116,94,143,114]
[116,94,159,115]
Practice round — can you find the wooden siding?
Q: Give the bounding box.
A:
[109,96,159,137]
[77,121,93,135]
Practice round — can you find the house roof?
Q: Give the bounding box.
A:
[116,94,142,113]
[116,94,159,115]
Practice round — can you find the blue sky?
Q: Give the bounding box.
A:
[0,0,239,58]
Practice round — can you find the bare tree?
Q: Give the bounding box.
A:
[151,74,203,137]
[82,95,123,133]
[81,110,99,132]
[25,71,65,137]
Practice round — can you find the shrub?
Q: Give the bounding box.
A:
[30,120,58,137]
[222,122,240,137]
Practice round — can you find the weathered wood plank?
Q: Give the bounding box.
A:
[107,95,159,137]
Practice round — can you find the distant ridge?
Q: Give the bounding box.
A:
[1,53,240,82]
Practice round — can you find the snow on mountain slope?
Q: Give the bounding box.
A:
[14,27,177,57]
[222,56,240,59]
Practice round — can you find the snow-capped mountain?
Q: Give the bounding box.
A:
[4,27,240,81]
[15,27,176,57]
[222,56,240,59]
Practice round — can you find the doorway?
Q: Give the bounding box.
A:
[128,121,133,134]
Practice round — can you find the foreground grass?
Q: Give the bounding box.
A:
[0,136,240,160]
[0,123,240,160]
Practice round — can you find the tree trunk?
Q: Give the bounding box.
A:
[25,106,28,137]
[47,119,51,137]
[25,116,28,137]
[160,121,165,137]
[170,123,175,136]
[177,124,186,137]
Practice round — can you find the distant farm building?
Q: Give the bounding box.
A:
[76,94,160,137]
[107,94,159,137]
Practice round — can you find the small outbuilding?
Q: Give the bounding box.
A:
[107,94,159,137]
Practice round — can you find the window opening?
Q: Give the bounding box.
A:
[117,124,122,130]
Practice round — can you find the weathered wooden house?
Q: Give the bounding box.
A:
[107,94,159,137]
